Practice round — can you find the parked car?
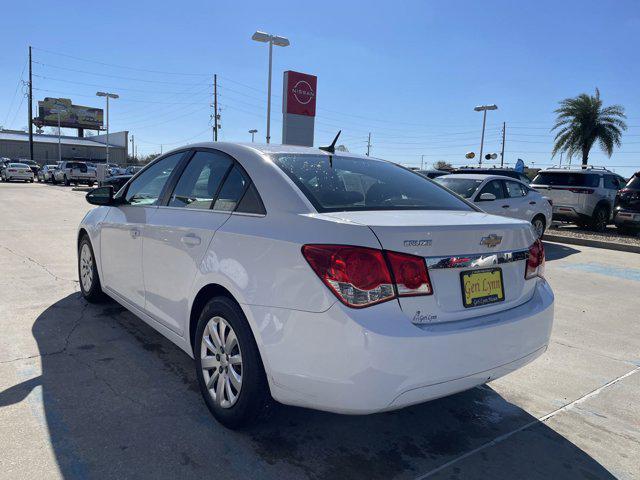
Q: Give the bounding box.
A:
[52,161,97,186]
[124,165,143,175]
[37,164,59,183]
[450,167,531,184]
[614,171,640,234]
[416,169,449,179]
[435,174,552,238]
[18,159,41,177]
[78,143,553,428]
[1,162,34,182]
[0,158,11,178]
[99,174,132,193]
[530,166,626,231]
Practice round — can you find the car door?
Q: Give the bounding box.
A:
[100,152,185,309]
[474,179,508,215]
[142,149,245,335]
[503,180,531,220]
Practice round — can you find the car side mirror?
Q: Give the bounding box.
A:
[86,186,115,206]
[478,192,497,201]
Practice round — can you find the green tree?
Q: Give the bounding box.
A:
[551,88,627,168]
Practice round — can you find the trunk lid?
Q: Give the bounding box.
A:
[320,210,537,324]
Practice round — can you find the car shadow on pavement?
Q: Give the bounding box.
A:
[543,241,580,262]
[0,293,615,480]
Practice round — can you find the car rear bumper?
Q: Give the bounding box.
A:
[6,173,33,180]
[244,280,554,414]
[614,210,640,227]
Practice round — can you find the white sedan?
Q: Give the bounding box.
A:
[77,143,554,428]
[435,174,552,238]
[1,162,34,182]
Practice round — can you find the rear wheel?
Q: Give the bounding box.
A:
[78,236,106,303]
[194,297,270,429]
[590,206,609,232]
[64,175,70,186]
[531,215,546,239]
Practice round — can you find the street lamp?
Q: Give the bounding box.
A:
[248,129,258,142]
[251,30,290,144]
[96,91,119,164]
[50,106,67,164]
[474,104,497,165]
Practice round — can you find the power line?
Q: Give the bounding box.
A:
[2,60,27,127]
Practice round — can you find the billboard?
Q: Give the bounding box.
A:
[282,71,316,147]
[283,71,317,116]
[36,98,104,130]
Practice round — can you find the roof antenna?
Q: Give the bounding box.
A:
[319,130,341,154]
[319,130,341,168]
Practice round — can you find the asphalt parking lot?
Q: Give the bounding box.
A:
[1,181,638,480]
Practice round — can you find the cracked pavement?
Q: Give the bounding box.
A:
[0,182,639,480]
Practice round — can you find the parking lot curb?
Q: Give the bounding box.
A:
[543,233,640,254]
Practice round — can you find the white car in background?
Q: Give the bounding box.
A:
[1,162,34,182]
[77,143,553,428]
[435,174,552,238]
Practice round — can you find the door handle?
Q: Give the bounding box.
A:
[502,205,510,209]
[529,201,537,205]
[130,228,140,239]
[180,234,201,247]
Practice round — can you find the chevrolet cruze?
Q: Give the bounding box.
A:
[78,143,554,428]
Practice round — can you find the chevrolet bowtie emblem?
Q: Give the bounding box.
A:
[480,234,502,248]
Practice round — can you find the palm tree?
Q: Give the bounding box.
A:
[551,88,627,168]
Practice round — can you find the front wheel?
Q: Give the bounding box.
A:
[194,297,270,429]
[64,175,70,186]
[78,236,106,303]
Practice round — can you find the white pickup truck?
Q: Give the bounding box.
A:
[52,161,97,186]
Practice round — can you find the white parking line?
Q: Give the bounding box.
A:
[414,366,640,479]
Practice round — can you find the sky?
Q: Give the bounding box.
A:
[1,0,640,176]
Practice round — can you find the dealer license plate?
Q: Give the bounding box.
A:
[460,268,505,308]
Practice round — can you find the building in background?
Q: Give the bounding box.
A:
[0,129,128,164]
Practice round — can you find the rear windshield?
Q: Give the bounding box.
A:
[272,154,473,212]
[10,163,29,168]
[434,177,483,198]
[625,175,640,189]
[532,172,600,187]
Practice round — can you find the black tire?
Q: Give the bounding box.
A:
[88,181,94,187]
[590,205,609,232]
[78,235,107,303]
[194,296,270,429]
[531,215,546,239]
[64,175,70,186]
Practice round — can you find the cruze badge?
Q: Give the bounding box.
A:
[404,239,432,247]
[480,234,502,248]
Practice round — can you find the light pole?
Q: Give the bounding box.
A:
[96,91,119,164]
[249,129,258,142]
[474,104,497,166]
[251,31,290,144]
[50,106,66,164]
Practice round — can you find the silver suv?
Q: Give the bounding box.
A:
[530,166,626,231]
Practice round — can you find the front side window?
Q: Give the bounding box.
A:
[505,181,527,197]
[477,180,505,200]
[168,151,232,209]
[125,153,183,206]
[273,154,472,212]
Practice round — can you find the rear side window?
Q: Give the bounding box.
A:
[273,154,472,212]
[505,181,527,197]
[169,151,232,209]
[213,166,248,212]
[603,175,621,190]
[626,175,640,189]
[532,172,599,187]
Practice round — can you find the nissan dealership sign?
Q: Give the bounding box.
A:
[282,70,317,146]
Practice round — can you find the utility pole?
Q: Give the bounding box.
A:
[213,74,219,141]
[28,46,34,161]
[366,132,371,156]
[500,122,506,167]
[130,135,135,162]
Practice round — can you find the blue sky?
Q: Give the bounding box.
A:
[1,0,639,175]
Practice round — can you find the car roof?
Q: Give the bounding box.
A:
[439,173,522,182]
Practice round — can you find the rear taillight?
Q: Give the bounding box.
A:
[525,239,545,280]
[302,245,432,308]
[568,188,594,194]
[385,251,432,296]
